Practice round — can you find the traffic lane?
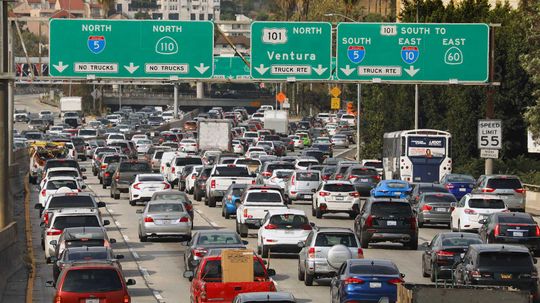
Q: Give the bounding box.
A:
[82,161,215,303]
[29,175,154,302]
[15,94,57,114]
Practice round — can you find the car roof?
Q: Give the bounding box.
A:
[266,209,306,216]
[313,227,354,233]
[470,244,531,253]
[439,232,481,239]
[62,227,107,240]
[466,193,504,200]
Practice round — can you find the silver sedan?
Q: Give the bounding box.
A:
[137,200,192,242]
[331,134,349,148]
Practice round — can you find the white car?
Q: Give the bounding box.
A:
[64,142,78,160]
[40,167,85,189]
[162,111,174,122]
[247,150,267,159]
[317,113,331,124]
[179,139,198,153]
[312,181,360,219]
[340,114,356,126]
[160,151,181,176]
[184,165,203,194]
[134,139,153,154]
[450,194,508,232]
[265,169,294,190]
[232,140,244,154]
[325,123,338,136]
[129,174,171,206]
[251,112,265,122]
[257,209,311,257]
[106,114,121,125]
[132,134,149,141]
[39,177,83,207]
[106,133,125,145]
[295,158,319,171]
[47,126,64,136]
[289,135,304,149]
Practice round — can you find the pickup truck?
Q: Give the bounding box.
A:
[206,164,256,208]
[110,160,152,200]
[183,254,276,303]
[236,186,288,237]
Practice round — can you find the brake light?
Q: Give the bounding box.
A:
[172,167,176,173]
[308,247,315,258]
[194,247,208,257]
[536,225,540,237]
[349,192,360,197]
[185,204,193,211]
[191,174,197,179]
[387,278,404,285]
[123,295,131,303]
[265,223,278,229]
[471,270,481,278]
[101,164,107,169]
[302,224,312,230]
[144,217,154,223]
[365,215,374,228]
[494,224,500,237]
[344,277,365,285]
[336,174,343,180]
[322,175,329,181]
[43,213,49,225]
[251,179,256,184]
[243,209,249,218]
[133,183,141,190]
[291,175,295,186]
[348,175,357,180]
[115,173,120,181]
[47,228,62,236]
[262,171,272,177]
[319,191,330,197]
[515,188,525,194]
[54,295,62,303]
[357,248,364,258]
[436,250,455,257]
[41,189,47,197]
[464,209,476,215]
[104,172,110,177]
[163,182,171,190]
[445,183,455,189]
[211,180,216,189]
[179,216,189,223]
[421,204,433,212]
[481,187,495,193]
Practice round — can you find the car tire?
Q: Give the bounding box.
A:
[430,263,437,282]
[311,205,316,216]
[457,220,462,232]
[418,221,424,228]
[139,235,147,242]
[224,209,230,219]
[110,191,113,198]
[261,245,269,258]
[239,224,248,238]
[194,191,201,202]
[236,222,240,234]
[102,184,106,189]
[298,261,305,281]
[208,197,216,208]
[114,192,120,200]
[360,232,369,249]
[315,207,322,219]
[304,270,314,286]
[93,170,97,176]
[129,200,136,206]
[189,188,194,195]
[204,197,209,206]
[408,237,418,250]
[422,260,429,278]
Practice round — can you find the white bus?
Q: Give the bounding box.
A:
[383,129,452,183]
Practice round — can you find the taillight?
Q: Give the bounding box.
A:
[357,248,364,258]
[319,191,330,197]
[265,223,278,229]
[179,216,189,223]
[348,175,357,180]
[349,192,360,197]
[144,217,154,223]
[291,175,295,185]
[191,174,197,179]
[193,247,208,257]
[365,215,374,228]
[494,224,500,237]
[344,277,365,285]
[436,250,454,257]
[163,182,171,190]
[536,225,540,237]
[336,174,343,180]
[302,224,312,230]
[105,172,110,177]
[262,171,272,177]
[481,187,495,193]
[421,204,433,212]
[387,278,404,285]
[515,188,525,194]
[43,213,50,225]
[251,179,256,184]
[54,295,62,303]
[243,209,249,218]
[123,295,131,303]
[133,183,141,190]
[41,189,47,197]
[47,228,62,236]
[464,209,476,215]
[171,167,176,173]
[470,270,481,278]
[115,173,120,181]
[308,247,315,258]
[445,183,455,189]
[211,180,216,189]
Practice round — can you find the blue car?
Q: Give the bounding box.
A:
[439,173,475,199]
[221,184,249,219]
[330,259,404,303]
[371,180,411,198]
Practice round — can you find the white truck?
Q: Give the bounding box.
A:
[60,96,82,118]
[205,164,256,208]
[236,186,288,237]
[263,110,288,134]
[197,119,232,152]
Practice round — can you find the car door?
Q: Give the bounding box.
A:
[331,263,347,303]
[423,235,438,273]
[478,215,490,241]
[452,196,466,227]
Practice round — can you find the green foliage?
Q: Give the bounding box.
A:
[521,1,540,140]
[13,29,48,57]
[454,155,540,184]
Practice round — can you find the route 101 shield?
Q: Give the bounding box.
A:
[347,46,366,64]
[401,46,419,64]
[88,36,106,54]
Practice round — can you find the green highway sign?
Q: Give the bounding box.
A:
[336,23,489,83]
[213,56,250,80]
[49,19,214,79]
[250,21,332,81]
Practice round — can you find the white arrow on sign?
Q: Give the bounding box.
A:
[405,65,420,77]
[53,61,69,73]
[254,64,269,75]
[124,62,139,74]
[195,63,210,74]
[313,64,328,76]
[340,65,356,76]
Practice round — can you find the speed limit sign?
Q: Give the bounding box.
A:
[478,119,502,150]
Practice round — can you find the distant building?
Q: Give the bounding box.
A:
[218,14,251,38]
[115,0,220,20]
[215,34,250,56]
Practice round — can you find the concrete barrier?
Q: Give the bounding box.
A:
[397,283,530,303]
[0,222,23,299]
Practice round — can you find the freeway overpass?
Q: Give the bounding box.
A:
[103,96,275,110]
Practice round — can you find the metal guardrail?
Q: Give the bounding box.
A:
[523,184,540,192]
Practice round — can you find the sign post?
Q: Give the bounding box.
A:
[251,22,332,81]
[49,19,214,79]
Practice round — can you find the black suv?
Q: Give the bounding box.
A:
[354,198,418,250]
[479,212,540,255]
[454,244,538,294]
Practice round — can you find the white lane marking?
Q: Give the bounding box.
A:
[109,209,115,213]
[209,221,219,228]
[115,220,121,227]
[132,251,140,260]
[153,291,164,301]
[196,209,204,214]
[141,267,150,278]
[123,234,130,241]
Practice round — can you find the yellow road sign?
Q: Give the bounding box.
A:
[331,97,341,110]
[330,86,341,98]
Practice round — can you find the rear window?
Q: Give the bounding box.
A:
[213,166,250,177]
[139,175,164,182]
[67,251,109,261]
[201,260,266,282]
[175,157,203,166]
[371,202,412,216]
[487,178,522,189]
[468,199,505,209]
[350,168,378,176]
[274,170,294,179]
[61,269,123,292]
[119,162,151,172]
[441,237,482,247]
[498,215,534,224]
[46,180,78,190]
[298,160,319,167]
[66,239,104,248]
[296,172,320,181]
[478,252,533,268]
[103,155,123,163]
[48,171,78,179]
[246,192,282,203]
[148,203,184,212]
[364,161,383,169]
[447,175,475,183]
[385,182,409,189]
[350,264,399,275]
[423,194,456,203]
[269,214,308,229]
[53,215,100,230]
[197,233,241,245]
[419,186,448,194]
[231,188,246,196]
[315,233,357,247]
[323,183,355,192]
[152,193,188,202]
[267,164,295,172]
[48,196,95,209]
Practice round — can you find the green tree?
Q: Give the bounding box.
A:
[522,1,540,139]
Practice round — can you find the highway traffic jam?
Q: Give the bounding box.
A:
[15,103,540,303]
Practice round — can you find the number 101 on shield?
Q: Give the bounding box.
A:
[262,28,288,44]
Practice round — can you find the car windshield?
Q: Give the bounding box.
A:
[349,264,399,275]
[315,233,357,247]
[478,252,533,268]
[48,171,78,179]
[487,178,522,189]
[323,183,355,192]
[423,195,456,203]
[139,175,164,182]
[78,130,97,136]
[61,269,122,292]
[269,214,308,229]
[201,260,266,282]
[419,186,448,194]
[469,199,505,209]
[67,251,109,261]
[119,162,150,172]
[441,237,482,247]
[153,193,187,202]
[148,203,184,212]
[246,192,282,203]
[350,168,378,176]
[447,174,475,182]
[66,239,105,248]
[296,172,320,181]
[175,158,203,166]
[498,215,534,224]
[214,166,250,177]
[385,182,409,189]
[46,180,78,190]
[48,196,95,209]
[371,202,412,216]
[52,216,100,230]
[197,233,241,245]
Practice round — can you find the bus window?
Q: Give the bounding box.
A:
[401,137,406,156]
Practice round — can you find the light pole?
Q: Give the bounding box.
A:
[323,13,357,23]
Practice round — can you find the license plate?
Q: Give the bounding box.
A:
[284,230,294,234]
[154,220,170,224]
[335,196,344,201]
[387,221,397,226]
[86,299,99,303]
[513,232,524,237]
[500,273,512,279]
[369,282,382,288]
[459,188,466,192]
[360,178,369,182]
[304,195,312,199]
[436,207,447,212]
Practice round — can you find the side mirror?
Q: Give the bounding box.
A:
[267,269,276,277]
[183,271,194,280]
[478,219,487,225]
[126,279,136,286]
[136,209,143,214]
[450,202,457,208]
[81,168,87,172]
[534,258,538,264]
[97,202,106,208]
[116,254,125,259]
[110,238,117,244]
[103,220,110,226]
[82,185,87,189]
[45,281,55,288]
[34,204,43,210]
[297,241,305,248]
[83,176,87,180]
[400,273,406,279]
[242,240,249,245]
[309,222,316,228]
[49,240,57,246]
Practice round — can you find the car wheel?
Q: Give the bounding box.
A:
[304,270,314,286]
[430,263,437,282]
[194,191,201,202]
[208,196,216,208]
[408,237,418,250]
[422,259,429,278]
[360,232,369,249]
[204,197,209,206]
[114,192,120,200]
[261,245,269,258]
[189,188,194,195]
[298,260,305,281]
[102,183,106,189]
[224,209,230,219]
[311,205,316,216]
[239,224,248,238]
[129,200,136,206]
[110,191,113,198]
[139,235,147,242]
[315,207,322,219]
[418,220,424,228]
[93,170,97,176]
[458,220,462,232]
[236,222,240,234]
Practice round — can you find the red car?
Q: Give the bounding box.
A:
[48,262,135,303]
[184,254,276,303]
